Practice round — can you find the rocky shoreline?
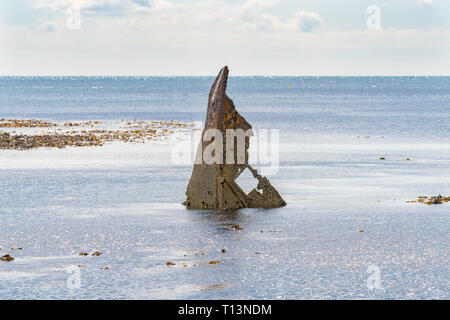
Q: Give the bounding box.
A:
[407,195,450,205]
[0,119,196,150]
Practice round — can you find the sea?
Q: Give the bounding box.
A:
[0,76,449,299]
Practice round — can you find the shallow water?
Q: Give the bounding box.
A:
[0,77,449,299]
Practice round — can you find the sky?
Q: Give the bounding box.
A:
[0,0,449,75]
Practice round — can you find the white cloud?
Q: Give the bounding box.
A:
[1,0,448,75]
[292,11,323,32]
[29,0,322,33]
[415,0,435,6]
[145,0,323,33]
[151,0,175,12]
[30,0,151,14]
[242,11,322,33]
[39,20,56,32]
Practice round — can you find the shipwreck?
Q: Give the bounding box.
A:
[183,66,286,210]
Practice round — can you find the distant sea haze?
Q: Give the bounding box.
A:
[0,76,449,141]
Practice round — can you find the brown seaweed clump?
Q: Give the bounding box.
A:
[1,255,14,262]
[408,195,450,205]
[0,132,102,150]
[0,119,56,128]
[0,120,196,150]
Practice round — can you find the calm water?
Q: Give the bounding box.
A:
[0,77,449,299]
[1,76,449,139]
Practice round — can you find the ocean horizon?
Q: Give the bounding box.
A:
[0,75,449,299]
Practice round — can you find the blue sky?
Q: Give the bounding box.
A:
[0,0,449,75]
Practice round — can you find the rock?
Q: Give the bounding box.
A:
[1,255,14,262]
[221,223,243,231]
[414,195,449,205]
[430,195,444,204]
[183,66,286,210]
